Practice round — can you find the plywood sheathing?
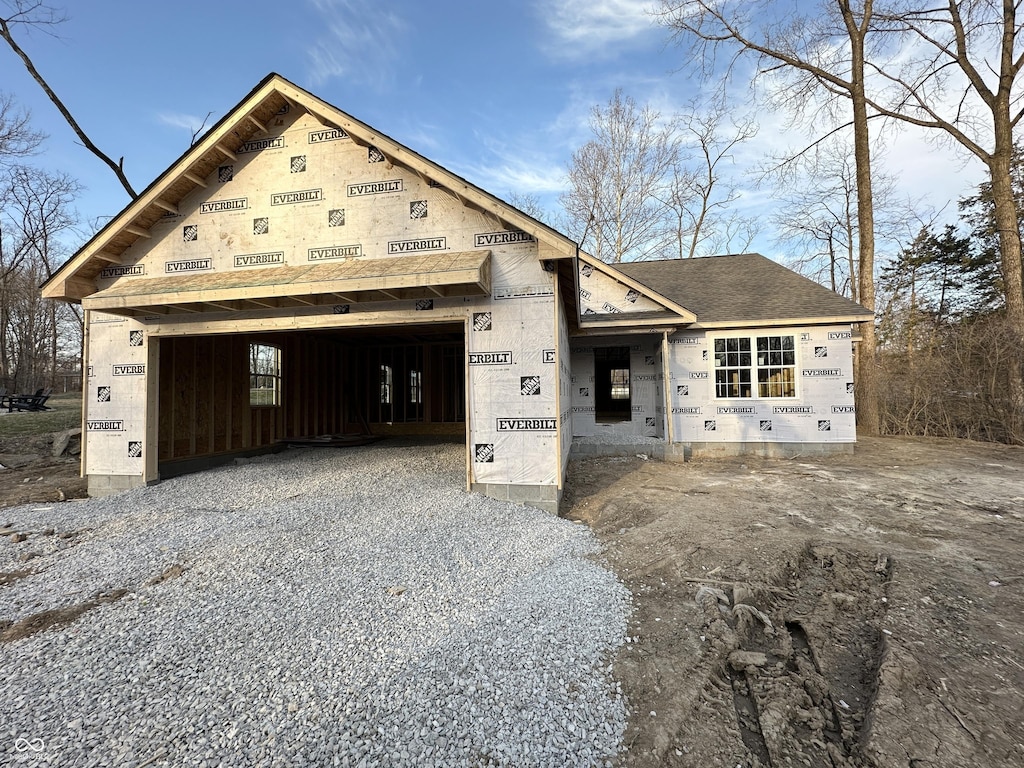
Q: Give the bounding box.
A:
[82,252,492,317]
[41,76,574,303]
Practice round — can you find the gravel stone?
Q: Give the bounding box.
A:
[0,442,629,766]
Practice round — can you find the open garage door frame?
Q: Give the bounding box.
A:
[149,318,469,486]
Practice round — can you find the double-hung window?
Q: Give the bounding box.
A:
[714,335,796,398]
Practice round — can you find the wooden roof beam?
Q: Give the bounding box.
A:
[330,292,356,303]
[377,289,400,301]
[94,251,124,264]
[215,144,237,161]
[184,171,208,188]
[124,225,151,239]
[246,114,267,132]
[152,199,178,215]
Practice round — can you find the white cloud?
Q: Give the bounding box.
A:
[537,0,660,58]
[306,0,407,86]
[156,111,214,135]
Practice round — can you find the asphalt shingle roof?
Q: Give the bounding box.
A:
[616,253,873,325]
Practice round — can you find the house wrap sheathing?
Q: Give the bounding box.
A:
[42,74,872,513]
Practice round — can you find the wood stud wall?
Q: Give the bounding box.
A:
[157,331,465,465]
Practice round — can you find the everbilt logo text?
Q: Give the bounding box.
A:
[831,405,857,413]
[100,265,144,279]
[201,198,247,214]
[718,406,756,414]
[348,180,403,196]
[774,406,814,414]
[802,369,842,377]
[828,331,853,340]
[468,352,511,365]
[237,137,284,153]
[474,230,535,247]
[388,238,446,254]
[669,337,701,345]
[308,245,361,261]
[496,418,557,431]
[86,420,124,431]
[272,189,322,206]
[308,128,349,143]
[113,364,145,376]
[166,258,212,273]
[234,252,284,267]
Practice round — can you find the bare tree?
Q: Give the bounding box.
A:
[863,0,1024,440]
[562,90,679,263]
[0,163,80,391]
[0,0,138,198]
[0,91,43,159]
[657,0,884,434]
[659,104,760,258]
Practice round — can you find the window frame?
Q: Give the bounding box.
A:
[710,333,798,400]
[249,343,282,407]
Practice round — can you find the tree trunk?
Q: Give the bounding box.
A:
[845,1,880,436]
[987,145,1024,442]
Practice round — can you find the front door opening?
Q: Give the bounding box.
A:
[594,346,631,423]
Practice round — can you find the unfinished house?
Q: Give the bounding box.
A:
[41,74,872,513]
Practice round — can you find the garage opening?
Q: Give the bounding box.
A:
[157,323,465,475]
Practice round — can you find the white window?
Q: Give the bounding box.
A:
[713,335,796,398]
[249,343,281,406]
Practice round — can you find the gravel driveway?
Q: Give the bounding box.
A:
[1,441,629,767]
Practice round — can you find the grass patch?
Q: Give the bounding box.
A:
[0,392,82,438]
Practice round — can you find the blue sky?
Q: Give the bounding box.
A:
[2,0,982,263]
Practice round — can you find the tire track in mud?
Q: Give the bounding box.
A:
[698,543,891,767]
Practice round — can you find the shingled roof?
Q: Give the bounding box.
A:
[616,253,873,328]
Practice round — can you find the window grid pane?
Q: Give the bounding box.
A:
[714,335,796,399]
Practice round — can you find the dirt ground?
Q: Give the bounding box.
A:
[564,436,1024,767]
[2,432,1022,766]
[0,432,87,510]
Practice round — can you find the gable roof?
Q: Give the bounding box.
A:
[42,73,577,302]
[616,253,873,328]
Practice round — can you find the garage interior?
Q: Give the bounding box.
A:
[156,323,466,476]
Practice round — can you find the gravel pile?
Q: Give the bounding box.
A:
[0,442,630,767]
